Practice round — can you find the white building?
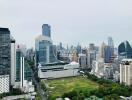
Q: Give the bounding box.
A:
[91,60,104,78]
[0,75,9,93]
[120,59,132,85]
[11,38,16,86]
[38,62,80,79]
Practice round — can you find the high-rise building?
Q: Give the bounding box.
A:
[16,46,32,83]
[108,37,114,47]
[118,41,132,58]
[16,46,22,82]
[42,24,51,37]
[104,46,113,63]
[108,37,114,56]
[76,43,81,54]
[0,28,11,75]
[35,24,57,65]
[0,28,11,93]
[89,43,95,51]
[79,54,87,68]
[11,37,16,86]
[100,42,106,58]
[120,59,132,85]
[35,35,57,64]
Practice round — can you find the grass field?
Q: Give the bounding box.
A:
[41,76,99,99]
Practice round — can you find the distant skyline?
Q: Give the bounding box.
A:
[0,0,132,48]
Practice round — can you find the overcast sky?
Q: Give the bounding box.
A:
[0,0,132,48]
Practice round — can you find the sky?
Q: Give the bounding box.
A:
[0,0,132,48]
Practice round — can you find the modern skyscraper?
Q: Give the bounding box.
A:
[108,37,114,56]
[35,35,57,64]
[108,37,114,47]
[35,24,57,65]
[16,46,32,82]
[0,28,11,75]
[118,41,132,58]
[16,46,22,82]
[11,37,16,86]
[0,28,11,93]
[104,46,113,63]
[120,59,132,85]
[42,24,51,37]
[100,42,106,58]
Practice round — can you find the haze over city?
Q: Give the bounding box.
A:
[0,0,132,47]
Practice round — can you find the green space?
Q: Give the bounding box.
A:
[41,76,99,100]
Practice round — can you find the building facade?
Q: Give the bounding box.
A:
[11,38,16,86]
[104,46,113,63]
[118,41,132,58]
[42,24,51,37]
[0,28,11,75]
[120,59,132,85]
[0,28,11,93]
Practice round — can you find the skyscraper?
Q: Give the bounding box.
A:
[11,37,16,86]
[104,46,113,63]
[118,41,132,58]
[0,28,11,93]
[120,59,132,85]
[100,42,106,58]
[35,24,57,65]
[16,46,32,85]
[108,37,114,56]
[42,24,51,37]
[0,28,11,75]
[108,37,114,47]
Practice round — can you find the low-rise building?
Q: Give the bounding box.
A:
[38,62,80,79]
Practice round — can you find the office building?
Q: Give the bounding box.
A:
[0,28,11,75]
[118,41,132,58]
[108,37,114,47]
[120,59,132,85]
[0,28,11,93]
[42,24,51,37]
[100,42,106,58]
[76,43,81,54]
[35,24,57,65]
[11,37,16,86]
[89,43,95,51]
[16,46,32,83]
[79,54,87,68]
[104,46,113,63]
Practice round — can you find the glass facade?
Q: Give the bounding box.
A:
[118,41,132,58]
[42,24,51,37]
[104,46,113,63]
[16,49,32,82]
[35,38,57,64]
[0,28,11,75]
[16,49,21,82]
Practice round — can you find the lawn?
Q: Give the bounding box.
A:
[41,76,99,100]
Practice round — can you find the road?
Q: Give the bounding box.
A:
[32,70,47,100]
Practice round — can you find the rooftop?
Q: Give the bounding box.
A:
[0,28,10,32]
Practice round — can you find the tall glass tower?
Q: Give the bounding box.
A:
[35,24,57,65]
[0,28,11,75]
[108,37,114,47]
[42,24,51,37]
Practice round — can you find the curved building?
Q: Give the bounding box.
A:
[35,35,57,64]
[118,41,132,58]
